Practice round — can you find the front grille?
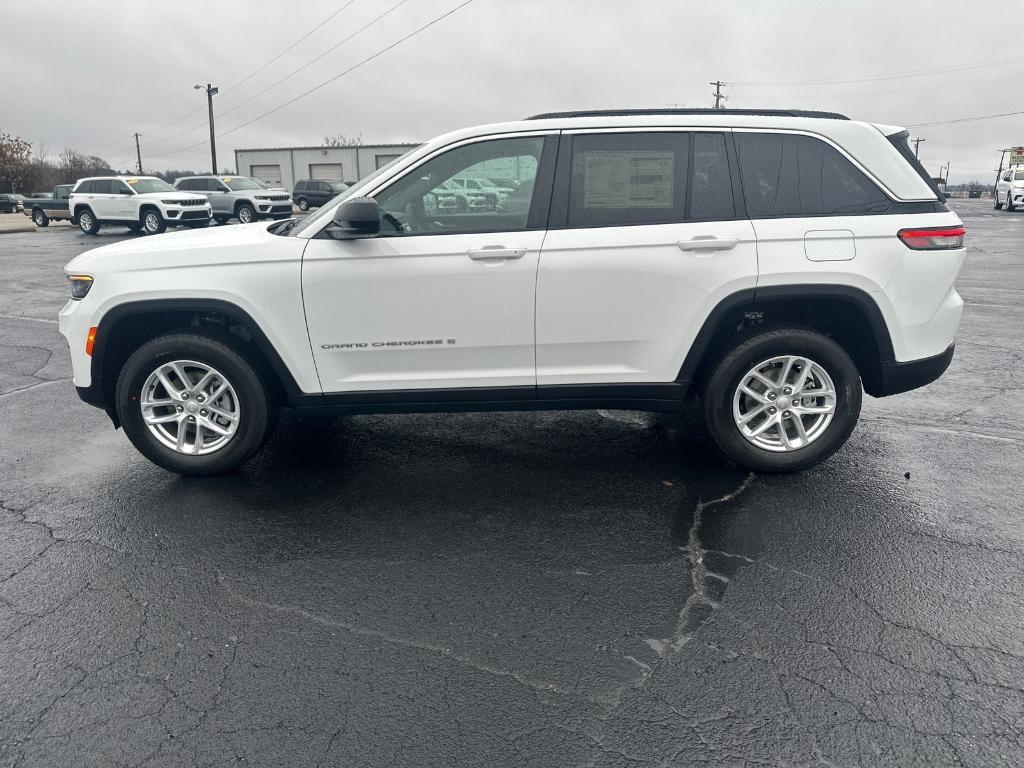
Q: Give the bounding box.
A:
[177,199,205,207]
[267,195,290,202]
[181,210,211,220]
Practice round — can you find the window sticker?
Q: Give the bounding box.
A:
[581,151,673,209]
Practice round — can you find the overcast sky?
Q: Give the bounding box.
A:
[2,0,1016,183]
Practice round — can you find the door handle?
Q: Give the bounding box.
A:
[467,246,527,261]
[677,237,739,252]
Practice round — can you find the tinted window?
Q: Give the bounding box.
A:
[295,181,307,191]
[735,133,889,217]
[93,180,113,194]
[76,181,92,194]
[567,132,688,227]
[375,136,545,236]
[176,179,194,190]
[690,133,735,220]
[110,179,131,194]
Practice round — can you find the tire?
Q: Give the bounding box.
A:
[214,216,230,225]
[141,208,166,235]
[236,203,256,224]
[994,192,1003,210]
[77,208,100,234]
[1007,192,1016,212]
[700,328,862,473]
[33,209,49,227]
[296,198,309,211]
[115,333,278,476]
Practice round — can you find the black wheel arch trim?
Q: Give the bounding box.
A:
[81,298,306,416]
[675,284,897,392]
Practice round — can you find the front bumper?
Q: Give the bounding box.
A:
[869,343,955,397]
[257,202,293,217]
[163,204,213,221]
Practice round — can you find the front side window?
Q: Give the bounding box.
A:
[110,180,131,194]
[224,177,262,191]
[374,136,545,236]
[566,132,688,227]
[1014,170,1024,181]
[735,132,890,217]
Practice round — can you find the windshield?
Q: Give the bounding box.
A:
[289,146,422,237]
[126,178,175,194]
[224,177,264,191]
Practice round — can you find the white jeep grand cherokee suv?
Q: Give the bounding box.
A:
[59,109,965,476]
[69,176,212,235]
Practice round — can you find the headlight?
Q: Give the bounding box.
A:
[161,199,182,205]
[68,275,93,300]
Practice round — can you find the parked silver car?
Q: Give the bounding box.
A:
[173,175,292,224]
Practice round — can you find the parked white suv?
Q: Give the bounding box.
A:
[173,175,293,224]
[59,109,964,476]
[69,176,212,235]
[994,167,1024,211]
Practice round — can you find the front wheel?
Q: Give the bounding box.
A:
[77,208,100,234]
[115,333,278,475]
[142,209,166,234]
[236,203,255,224]
[700,329,861,473]
[1007,192,1016,212]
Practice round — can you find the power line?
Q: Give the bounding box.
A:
[149,0,478,162]
[739,71,1024,101]
[222,0,359,95]
[907,109,1024,128]
[178,0,413,135]
[731,54,1024,87]
[220,0,477,139]
[145,0,358,136]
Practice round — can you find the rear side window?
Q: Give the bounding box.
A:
[295,181,307,190]
[566,132,688,227]
[93,180,113,194]
[76,181,94,194]
[735,133,890,217]
[176,179,193,190]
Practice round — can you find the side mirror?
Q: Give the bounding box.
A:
[118,188,133,195]
[329,197,380,239]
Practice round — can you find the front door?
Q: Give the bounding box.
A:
[301,133,556,393]
[536,130,758,385]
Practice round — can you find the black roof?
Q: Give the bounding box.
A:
[526,108,849,120]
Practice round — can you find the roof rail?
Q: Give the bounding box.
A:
[526,108,850,121]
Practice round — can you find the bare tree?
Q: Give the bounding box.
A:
[0,131,33,192]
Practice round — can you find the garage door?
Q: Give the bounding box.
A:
[308,163,344,182]
[249,164,282,186]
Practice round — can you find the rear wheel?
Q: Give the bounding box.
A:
[77,208,100,234]
[700,328,861,473]
[142,209,166,235]
[33,209,49,227]
[115,333,278,476]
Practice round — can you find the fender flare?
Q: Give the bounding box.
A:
[675,284,896,385]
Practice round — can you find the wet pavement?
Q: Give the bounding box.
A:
[0,201,1022,767]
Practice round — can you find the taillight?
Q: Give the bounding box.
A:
[897,226,965,250]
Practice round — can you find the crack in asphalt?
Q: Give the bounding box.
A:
[648,473,756,658]
[214,571,600,703]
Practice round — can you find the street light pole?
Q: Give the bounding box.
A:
[195,83,219,174]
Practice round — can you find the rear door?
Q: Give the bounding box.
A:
[536,129,758,386]
[89,179,116,218]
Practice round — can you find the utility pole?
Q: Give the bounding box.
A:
[996,148,1010,191]
[133,132,142,174]
[194,83,219,174]
[710,81,726,109]
[911,137,925,157]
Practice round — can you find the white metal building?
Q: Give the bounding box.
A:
[233,144,419,190]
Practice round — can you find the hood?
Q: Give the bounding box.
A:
[136,190,208,202]
[65,221,281,275]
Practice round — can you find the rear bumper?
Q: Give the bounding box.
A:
[869,343,955,397]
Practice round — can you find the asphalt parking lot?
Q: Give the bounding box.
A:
[0,201,1022,767]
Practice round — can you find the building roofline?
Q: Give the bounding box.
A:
[234,143,420,153]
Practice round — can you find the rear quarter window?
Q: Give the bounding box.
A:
[735,132,890,217]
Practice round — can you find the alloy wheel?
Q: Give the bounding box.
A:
[732,355,837,452]
[140,360,240,455]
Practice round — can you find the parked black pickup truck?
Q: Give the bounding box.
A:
[24,185,74,226]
